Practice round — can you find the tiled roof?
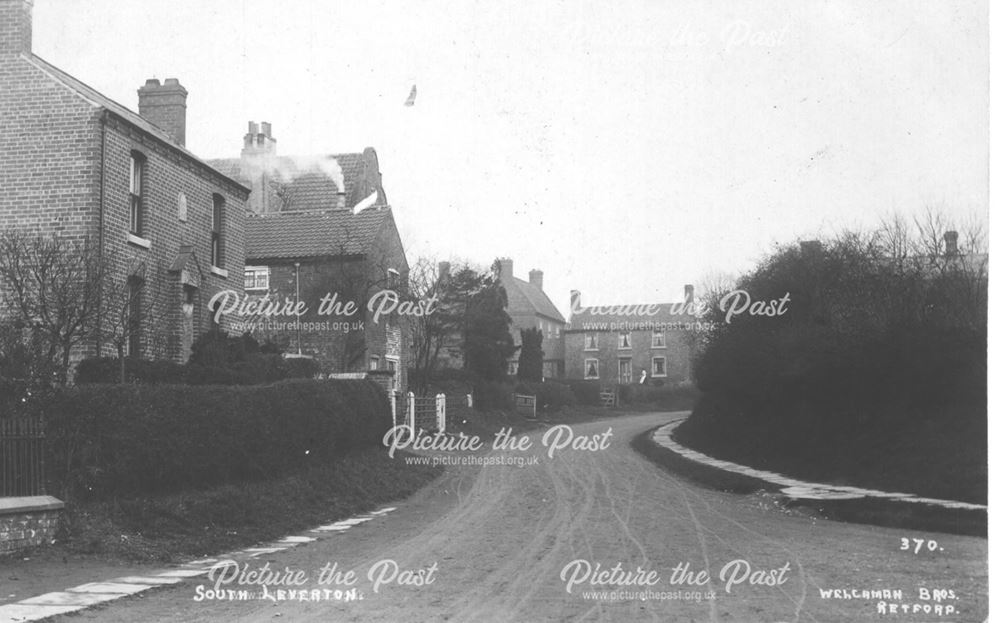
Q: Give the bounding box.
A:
[246,208,390,261]
[28,55,246,191]
[566,302,697,330]
[207,153,377,211]
[503,277,565,324]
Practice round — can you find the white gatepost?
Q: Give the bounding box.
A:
[407,391,416,440]
[466,393,473,408]
[436,393,446,432]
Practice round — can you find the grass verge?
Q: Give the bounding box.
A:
[633,425,986,537]
[42,449,442,563]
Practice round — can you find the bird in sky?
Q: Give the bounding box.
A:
[404,84,417,107]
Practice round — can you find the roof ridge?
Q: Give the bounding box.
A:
[28,54,248,193]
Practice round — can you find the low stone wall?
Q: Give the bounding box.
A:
[0,496,64,555]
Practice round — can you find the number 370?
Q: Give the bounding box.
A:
[900,537,940,554]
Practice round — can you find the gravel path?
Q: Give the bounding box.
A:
[53,412,987,622]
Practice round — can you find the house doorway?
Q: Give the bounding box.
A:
[181,285,197,360]
[618,358,632,384]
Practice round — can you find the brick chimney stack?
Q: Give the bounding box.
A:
[944,231,958,256]
[438,261,451,282]
[497,258,514,281]
[0,0,32,57]
[242,120,277,156]
[137,78,188,146]
[529,269,543,290]
[239,121,279,214]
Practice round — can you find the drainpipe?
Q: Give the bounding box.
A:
[294,262,302,355]
[95,110,109,357]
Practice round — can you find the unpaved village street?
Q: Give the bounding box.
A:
[57,413,988,622]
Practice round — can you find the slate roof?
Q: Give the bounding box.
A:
[208,153,377,211]
[27,55,246,191]
[502,276,566,324]
[246,208,390,261]
[566,302,698,331]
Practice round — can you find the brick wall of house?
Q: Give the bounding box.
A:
[247,259,368,370]
[245,213,409,388]
[0,56,102,240]
[564,329,692,384]
[98,118,247,362]
[0,48,248,365]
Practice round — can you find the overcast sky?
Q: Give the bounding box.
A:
[33,1,987,316]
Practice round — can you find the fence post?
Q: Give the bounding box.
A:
[407,391,416,438]
[436,393,446,432]
[467,393,473,408]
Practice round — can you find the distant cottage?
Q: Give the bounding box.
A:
[208,125,408,387]
[563,287,697,384]
[495,258,566,378]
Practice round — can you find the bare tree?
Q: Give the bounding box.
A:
[0,230,105,385]
[408,256,463,394]
[98,258,167,382]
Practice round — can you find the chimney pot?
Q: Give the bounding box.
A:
[529,269,544,290]
[684,284,694,303]
[570,290,582,312]
[438,261,451,281]
[497,258,514,280]
[261,121,272,137]
[944,230,959,255]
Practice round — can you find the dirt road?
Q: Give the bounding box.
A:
[59,412,988,622]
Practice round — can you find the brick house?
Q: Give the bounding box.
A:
[495,258,566,378]
[208,126,409,388]
[0,0,249,364]
[563,287,699,385]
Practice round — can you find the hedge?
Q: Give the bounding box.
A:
[560,380,603,406]
[75,356,320,386]
[29,379,391,501]
[514,381,576,412]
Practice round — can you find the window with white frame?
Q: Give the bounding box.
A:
[244,266,269,291]
[129,153,145,236]
[652,329,666,348]
[387,268,400,289]
[652,356,667,377]
[618,331,631,349]
[584,332,598,351]
[369,355,380,370]
[584,358,599,379]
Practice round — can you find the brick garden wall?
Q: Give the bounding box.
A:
[0,510,59,554]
